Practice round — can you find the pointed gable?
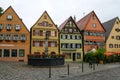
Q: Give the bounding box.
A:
[59,16,81,33]
[102,17,118,40]
[31,11,58,31]
[0,6,29,32]
[77,11,105,32]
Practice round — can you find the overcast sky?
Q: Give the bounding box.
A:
[0,0,120,30]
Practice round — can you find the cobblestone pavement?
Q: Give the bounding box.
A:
[0,62,120,80]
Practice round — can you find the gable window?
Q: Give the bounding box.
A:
[109,44,113,48]
[64,28,67,32]
[43,21,48,26]
[7,15,13,20]
[20,35,26,41]
[0,24,3,30]
[69,29,73,32]
[116,36,120,40]
[92,15,95,20]
[92,23,96,28]
[13,35,19,41]
[6,24,12,30]
[15,24,21,31]
[44,15,47,19]
[0,34,3,40]
[69,21,73,26]
[5,34,11,41]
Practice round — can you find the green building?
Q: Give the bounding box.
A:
[59,16,83,61]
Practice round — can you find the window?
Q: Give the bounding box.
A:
[35,41,40,47]
[64,28,67,32]
[13,35,19,41]
[51,31,55,36]
[69,21,72,26]
[92,15,95,20]
[109,44,113,48]
[20,35,26,41]
[69,29,73,32]
[77,36,81,39]
[0,34,3,40]
[114,44,118,48]
[43,21,48,26]
[0,24,3,30]
[19,49,25,57]
[65,52,71,59]
[7,15,13,20]
[116,36,120,40]
[44,15,47,19]
[77,53,81,59]
[15,24,21,31]
[72,44,75,48]
[5,34,11,40]
[92,23,96,28]
[11,49,17,57]
[51,41,55,47]
[0,49,2,57]
[77,44,81,48]
[35,30,40,36]
[6,24,12,30]
[61,44,65,48]
[43,30,46,36]
[68,35,70,39]
[4,49,10,57]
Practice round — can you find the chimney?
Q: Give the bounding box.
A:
[73,16,76,22]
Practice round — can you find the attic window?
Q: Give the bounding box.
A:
[92,15,95,20]
[44,15,47,19]
[92,23,96,28]
[7,15,13,20]
[116,21,119,24]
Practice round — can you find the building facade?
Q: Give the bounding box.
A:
[77,11,105,53]
[0,6,30,62]
[103,17,120,53]
[30,11,59,55]
[59,17,83,61]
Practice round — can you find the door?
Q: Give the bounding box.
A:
[73,53,76,61]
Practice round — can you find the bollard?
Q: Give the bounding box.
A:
[82,61,84,72]
[67,64,69,75]
[49,65,51,78]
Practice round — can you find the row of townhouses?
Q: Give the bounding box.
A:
[0,6,120,62]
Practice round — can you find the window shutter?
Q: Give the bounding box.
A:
[33,41,35,46]
[55,31,57,37]
[47,31,51,36]
[40,41,43,47]
[55,41,57,47]
[33,30,35,36]
[48,41,51,47]
[40,30,43,36]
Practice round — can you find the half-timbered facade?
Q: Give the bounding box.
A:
[59,17,83,61]
[30,11,59,55]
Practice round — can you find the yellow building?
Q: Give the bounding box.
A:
[0,6,30,62]
[30,11,59,55]
[103,17,120,53]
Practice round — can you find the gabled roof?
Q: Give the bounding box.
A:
[58,16,82,34]
[102,17,118,41]
[31,11,59,31]
[76,11,92,31]
[76,11,106,32]
[0,6,29,32]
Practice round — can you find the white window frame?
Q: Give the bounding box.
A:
[35,41,40,47]
[7,15,13,20]
[0,24,3,30]
[51,41,55,47]
[7,24,12,30]
[51,31,55,36]
[15,24,21,31]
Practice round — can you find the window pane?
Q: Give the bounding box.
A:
[4,49,10,57]
[77,53,81,59]
[0,49,2,57]
[11,49,17,57]
[19,49,25,57]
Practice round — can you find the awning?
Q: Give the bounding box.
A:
[104,52,113,56]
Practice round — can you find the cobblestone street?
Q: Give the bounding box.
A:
[0,62,120,80]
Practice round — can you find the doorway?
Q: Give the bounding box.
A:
[73,53,76,61]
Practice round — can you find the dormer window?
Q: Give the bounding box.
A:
[6,24,12,30]
[0,24,3,30]
[7,15,13,20]
[15,24,21,31]
[13,35,19,41]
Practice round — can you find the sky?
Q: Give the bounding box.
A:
[0,0,120,30]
